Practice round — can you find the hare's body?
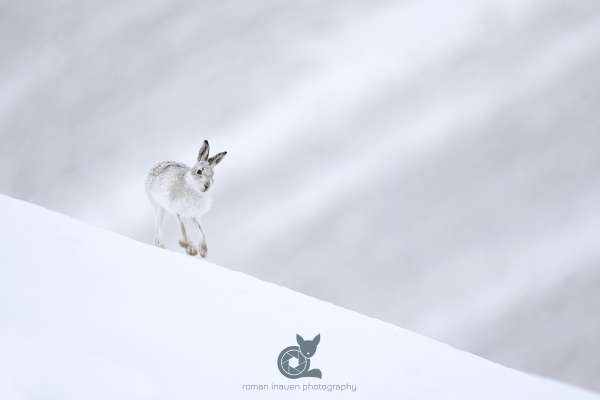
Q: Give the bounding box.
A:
[146,141,227,258]
[146,161,213,218]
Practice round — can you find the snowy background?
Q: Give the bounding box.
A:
[1,0,599,392]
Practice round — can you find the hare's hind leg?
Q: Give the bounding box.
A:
[192,218,208,258]
[177,214,198,256]
[153,206,166,248]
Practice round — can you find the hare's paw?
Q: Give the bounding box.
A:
[199,243,208,258]
[186,246,198,256]
[178,239,189,249]
[154,239,165,248]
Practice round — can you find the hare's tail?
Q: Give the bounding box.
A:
[306,368,322,379]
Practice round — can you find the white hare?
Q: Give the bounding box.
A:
[146,140,227,257]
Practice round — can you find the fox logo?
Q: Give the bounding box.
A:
[277,334,322,379]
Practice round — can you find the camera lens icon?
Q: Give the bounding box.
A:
[278,346,308,377]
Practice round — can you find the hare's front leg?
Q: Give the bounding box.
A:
[153,206,166,248]
[177,214,198,256]
[193,218,208,258]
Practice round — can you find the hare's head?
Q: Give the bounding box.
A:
[189,140,227,192]
[296,334,320,358]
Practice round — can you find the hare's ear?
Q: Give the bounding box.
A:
[208,151,227,166]
[296,334,304,345]
[198,140,210,161]
[313,334,320,345]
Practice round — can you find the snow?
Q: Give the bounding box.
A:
[0,194,597,399]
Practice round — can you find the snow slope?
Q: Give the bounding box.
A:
[0,194,597,399]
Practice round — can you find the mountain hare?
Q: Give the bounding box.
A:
[146,140,227,258]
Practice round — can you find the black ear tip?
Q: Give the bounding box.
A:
[204,140,209,145]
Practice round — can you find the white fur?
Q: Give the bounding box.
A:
[146,141,226,258]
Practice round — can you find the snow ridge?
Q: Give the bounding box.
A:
[0,194,596,399]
